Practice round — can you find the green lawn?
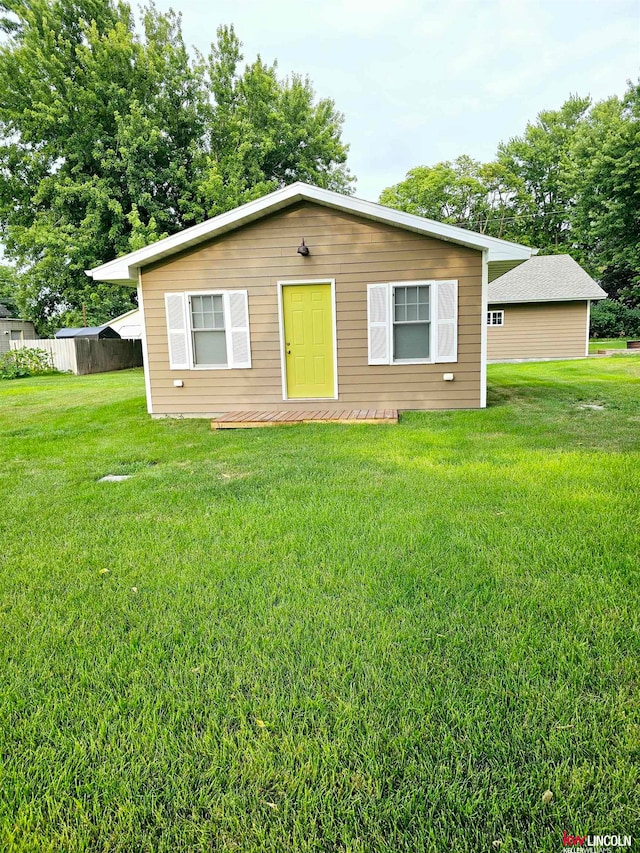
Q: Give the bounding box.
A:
[1,361,639,852]
[589,337,629,353]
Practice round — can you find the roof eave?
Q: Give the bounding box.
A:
[87,182,534,284]
[488,294,607,305]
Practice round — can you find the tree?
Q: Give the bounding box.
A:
[0,263,20,315]
[496,95,591,253]
[0,6,353,334]
[571,82,640,305]
[0,0,205,333]
[380,156,491,230]
[199,25,352,217]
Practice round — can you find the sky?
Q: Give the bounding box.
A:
[152,0,640,202]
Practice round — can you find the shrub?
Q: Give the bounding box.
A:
[590,299,640,339]
[0,347,57,380]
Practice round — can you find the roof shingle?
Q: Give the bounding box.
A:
[488,255,607,304]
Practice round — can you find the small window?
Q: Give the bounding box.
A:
[393,284,430,361]
[10,329,23,341]
[189,294,227,366]
[487,310,504,327]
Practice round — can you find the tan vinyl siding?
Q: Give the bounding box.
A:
[141,202,483,414]
[488,259,527,283]
[487,301,588,361]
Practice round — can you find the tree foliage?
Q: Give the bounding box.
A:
[589,299,640,339]
[571,85,640,305]
[496,95,591,253]
[199,26,352,217]
[0,263,21,315]
[379,156,490,228]
[0,3,353,334]
[381,84,640,309]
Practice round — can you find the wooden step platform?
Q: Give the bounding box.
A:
[212,409,398,429]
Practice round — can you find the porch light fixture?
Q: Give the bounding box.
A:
[297,238,310,256]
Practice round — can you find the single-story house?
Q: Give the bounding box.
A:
[87,182,534,417]
[55,325,121,339]
[487,255,607,361]
[0,302,37,354]
[109,308,142,340]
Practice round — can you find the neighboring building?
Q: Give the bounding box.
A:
[0,302,37,354]
[487,255,607,362]
[87,182,534,417]
[55,325,121,339]
[109,308,142,340]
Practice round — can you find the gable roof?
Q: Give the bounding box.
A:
[488,255,607,304]
[55,325,121,339]
[109,307,140,324]
[86,182,535,285]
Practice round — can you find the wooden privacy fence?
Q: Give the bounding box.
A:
[10,338,143,375]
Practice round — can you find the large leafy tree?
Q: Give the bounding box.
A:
[380,90,640,312]
[495,95,591,253]
[379,156,492,231]
[199,25,352,217]
[571,82,640,305]
[380,156,532,241]
[0,5,353,334]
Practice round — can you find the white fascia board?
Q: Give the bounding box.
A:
[488,295,607,306]
[86,182,534,284]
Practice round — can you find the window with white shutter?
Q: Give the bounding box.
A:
[367,279,459,365]
[165,289,252,370]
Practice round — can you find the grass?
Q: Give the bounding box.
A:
[0,360,639,852]
[588,337,629,353]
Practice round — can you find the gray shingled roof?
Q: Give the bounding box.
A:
[55,325,120,339]
[488,254,607,304]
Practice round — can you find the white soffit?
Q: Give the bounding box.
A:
[87,182,535,284]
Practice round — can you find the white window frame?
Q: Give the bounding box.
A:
[487,309,504,327]
[390,281,433,364]
[276,278,339,402]
[186,290,229,370]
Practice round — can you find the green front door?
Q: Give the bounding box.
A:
[282,283,335,399]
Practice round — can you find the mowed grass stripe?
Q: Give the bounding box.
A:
[0,360,638,852]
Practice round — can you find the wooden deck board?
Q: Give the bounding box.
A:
[212,408,398,429]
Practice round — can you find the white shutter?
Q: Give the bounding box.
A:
[367,283,390,364]
[435,280,458,363]
[165,292,189,369]
[225,290,251,369]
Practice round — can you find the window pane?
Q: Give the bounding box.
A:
[406,286,418,305]
[191,295,225,330]
[395,288,406,305]
[193,330,227,365]
[406,301,418,321]
[394,323,430,359]
[418,301,429,321]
